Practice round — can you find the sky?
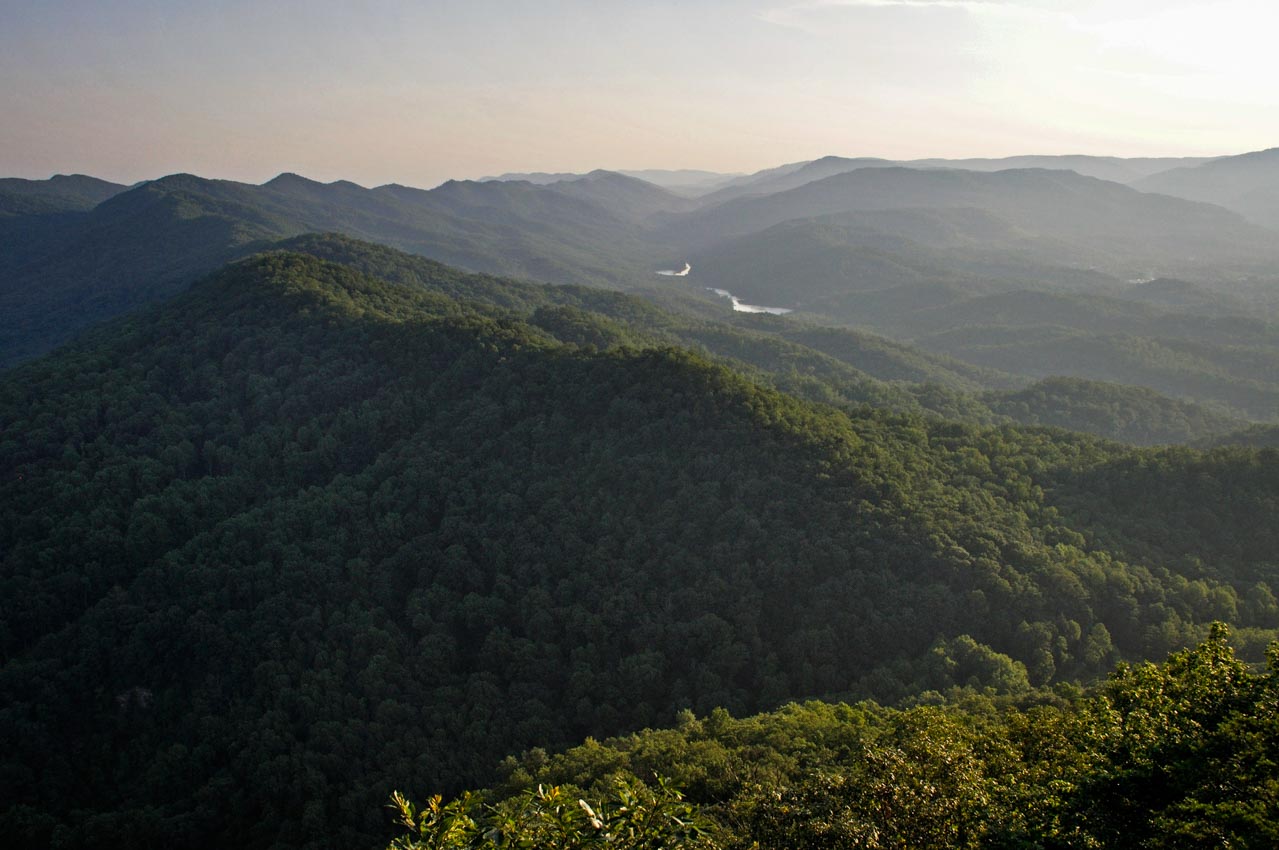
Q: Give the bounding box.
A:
[3,0,1279,188]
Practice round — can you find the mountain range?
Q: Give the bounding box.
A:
[5,234,1279,848]
[6,137,1279,848]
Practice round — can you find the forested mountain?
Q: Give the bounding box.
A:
[257,236,1266,442]
[985,376,1246,446]
[4,246,1278,848]
[1136,147,1279,228]
[1045,445,1279,589]
[0,170,679,367]
[1116,275,1258,315]
[694,156,900,205]
[5,158,1279,450]
[0,174,127,215]
[918,323,1279,421]
[479,171,586,185]
[665,167,1276,278]
[695,154,1217,205]
[254,171,662,278]
[403,627,1278,850]
[679,204,1279,422]
[533,169,699,220]
[910,153,1217,183]
[0,174,294,367]
[737,315,1013,392]
[485,168,740,196]
[690,207,1117,310]
[617,168,741,194]
[266,235,1005,422]
[1200,423,1279,449]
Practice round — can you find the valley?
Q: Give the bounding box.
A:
[4,151,1279,849]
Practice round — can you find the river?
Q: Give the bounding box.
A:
[706,288,793,315]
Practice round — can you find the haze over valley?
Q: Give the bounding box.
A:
[10,149,1279,430]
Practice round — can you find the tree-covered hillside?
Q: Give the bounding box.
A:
[670,196,1279,425]
[1136,146,1279,228]
[689,207,1115,311]
[986,376,1245,446]
[268,235,1003,422]
[3,250,1278,848]
[0,170,673,367]
[7,163,1279,453]
[919,324,1279,421]
[275,236,1260,446]
[0,174,126,216]
[664,166,1277,277]
[402,627,1276,850]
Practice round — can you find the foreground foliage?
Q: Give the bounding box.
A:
[418,627,1277,849]
[388,779,715,850]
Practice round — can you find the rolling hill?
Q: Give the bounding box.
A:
[692,153,1219,207]
[5,245,1278,847]
[985,376,1245,446]
[0,174,127,216]
[667,167,1276,281]
[0,170,683,367]
[1136,147,1279,229]
[689,206,1118,311]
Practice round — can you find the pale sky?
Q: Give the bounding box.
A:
[3,0,1278,188]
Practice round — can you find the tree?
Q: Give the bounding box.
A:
[388,778,718,850]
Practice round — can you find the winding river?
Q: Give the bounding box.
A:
[706,288,793,315]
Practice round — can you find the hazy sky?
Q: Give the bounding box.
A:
[4,0,1278,187]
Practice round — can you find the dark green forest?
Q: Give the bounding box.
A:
[3,245,1278,848]
[16,0,1279,840]
[984,376,1245,446]
[399,626,1276,849]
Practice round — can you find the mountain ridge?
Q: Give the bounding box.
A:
[1135,146,1279,228]
[4,242,1279,847]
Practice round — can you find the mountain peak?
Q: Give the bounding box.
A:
[806,155,890,167]
[264,172,321,188]
[137,173,224,193]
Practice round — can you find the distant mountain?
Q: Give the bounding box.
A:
[7,160,1279,438]
[0,173,126,215]
[895,290,1167,336]
[986,376,1244,445]
[0,173,317,366]
[917,324,1279,420]
[910,155,1216,184]
[679,189,1279,421]
[482,168,741,196]
[669,166,1277,279]
[690,206,1118,312]
[480,170,586,184]
[616,168,741,194]
[1134,147,1279,229]
[251,237,1279,443]
[696,156,899,205]
[339,175,658,278]
[1198,423,1279,448]
[274,234,1009,417]
[0,170,676,366]
[1116,277,1256,316]
[759,319,1016,391]
[691,154,1220,209]
[0,174,295,366]
[693,215,970,306]
[679,177,1279,419]
[538,169,697,220]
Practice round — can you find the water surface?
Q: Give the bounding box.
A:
[707,288,792,315]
